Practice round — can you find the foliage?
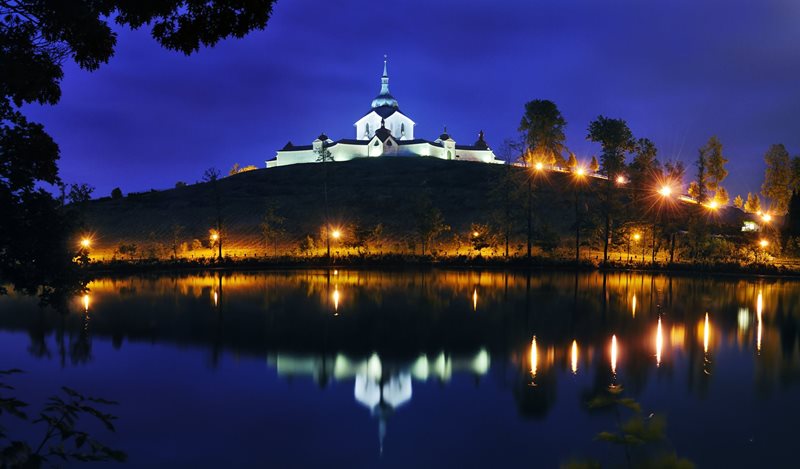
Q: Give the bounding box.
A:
[589,156,600,173]
[202,167,221,183]
[744,192,761,214]
[298,234,316,256]
[174,181,187,188]
[0,0,277,294]
[518,99,567,167]
[170,224,184,258]
[66,183,94,205]
[413,194,450,256]
[761,143,792,214]
[0,370,125,467]
[587,116,635,263]
[567,385,694,469]
[733,195,743,209]
[229,163,258,176]
[260,203,286,257]
[587,116,635,177]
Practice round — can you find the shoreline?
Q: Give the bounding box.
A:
[81,255,800,280]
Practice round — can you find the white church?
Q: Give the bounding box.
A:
[266,57,504,168]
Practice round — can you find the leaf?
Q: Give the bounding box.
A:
[617,398,642,413]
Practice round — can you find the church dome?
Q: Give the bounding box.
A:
[371,93,398,109]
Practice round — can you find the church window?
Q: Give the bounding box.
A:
[387,140,393,146]
[365,123,370,136]
[373,140,380,146]
[401,123,405,136]
[447,150,452,159]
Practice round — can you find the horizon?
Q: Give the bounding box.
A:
[23,0,800,200]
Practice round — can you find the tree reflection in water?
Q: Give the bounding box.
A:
[2,269,800,460]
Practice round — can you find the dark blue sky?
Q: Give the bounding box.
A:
[24,0,800,199]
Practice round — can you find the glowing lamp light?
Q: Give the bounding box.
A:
[331,229,341,240]
[210,232,219,242]
[80,238,91,249]
[575,167,585,177]
[633,233,641,241]
[762,213,772,222]
[759,239,769,248]
[659,186,672,197]
[472,231,480,238]
[616,175,626,184]
[534,162,544,171]
[708,200,718,210]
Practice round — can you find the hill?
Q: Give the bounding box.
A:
[80,157,751,260]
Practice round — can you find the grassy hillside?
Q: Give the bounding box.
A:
[81,157,749,260]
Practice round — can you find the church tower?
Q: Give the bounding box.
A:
[354,56,415,141]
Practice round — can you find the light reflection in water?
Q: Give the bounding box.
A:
[570,340,578,375]
[632,294,637,318]
[703,313,710,354]
[530,336,538,380]
[656,317,663,367]
[213,291,218,307]
[82,294,90,313]
[333,287,340,314]
[757,290,763,354]
[611,335,618,375]
[472,288,478,312]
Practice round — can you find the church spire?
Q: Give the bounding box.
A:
[371,54,399,109]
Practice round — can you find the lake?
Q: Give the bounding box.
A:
[2,269,799,468]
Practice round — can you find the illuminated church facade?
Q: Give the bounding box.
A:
[266,58,504,168]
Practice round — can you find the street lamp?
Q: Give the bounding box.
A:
[616,175,626,185]
[80,238,91,249]
[762,213,772,223]
[572,168,587,263]
[472,231,480,238]
[534,162,544,172]
[659,185,672,197]
[331,229,341,240]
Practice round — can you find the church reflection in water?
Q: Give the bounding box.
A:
[269,349,489,452]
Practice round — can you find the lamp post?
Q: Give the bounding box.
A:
[573,167,586,264]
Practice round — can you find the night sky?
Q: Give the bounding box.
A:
[23,0,800,199]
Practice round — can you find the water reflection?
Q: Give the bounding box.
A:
[3,270,800,463]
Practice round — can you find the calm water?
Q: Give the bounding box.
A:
[2,269,799,468]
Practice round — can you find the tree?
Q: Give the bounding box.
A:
[260,204,286,257]
[566,153,578,170]
[518,99,567,167]
[202,168,223,260]
[66,183,94,205]
[1,1,278,292]
[704,136,728,192]
[202,167,221,183]
[414,194,449,256]
[761,144,793,214]
[170,224,184,258]
[744,192,762,214]
[110,187,122,199]
[175,181,187,188]
[589,156,600,173]
[587,116,635,263]
[733,194,744,209]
